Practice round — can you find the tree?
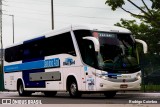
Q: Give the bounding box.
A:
[105,0,160,54]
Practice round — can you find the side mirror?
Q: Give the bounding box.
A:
[83,37,100,52]
[135,39,148,54]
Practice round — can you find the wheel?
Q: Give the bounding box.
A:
[104,91,117,98]
[44,91,57,97]
[68,81,82,98]
[17,82,32,96]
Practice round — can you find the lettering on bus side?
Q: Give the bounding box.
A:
[63,57,75,66]
[44,58,60,68]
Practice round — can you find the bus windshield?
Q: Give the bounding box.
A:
[93,32,139,72]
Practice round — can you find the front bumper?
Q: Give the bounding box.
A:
[96,78,141,91]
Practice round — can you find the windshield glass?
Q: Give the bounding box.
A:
[93,31,139,71]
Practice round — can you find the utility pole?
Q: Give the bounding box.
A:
[0,0,4,91]
[10,15,14,43]
[12,15,14,43]
[51,0,54,30]
[3,14,15,44]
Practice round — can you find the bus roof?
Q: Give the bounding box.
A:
[5,24,131,49]
[71,24,131,33]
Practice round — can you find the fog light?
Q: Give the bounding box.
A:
[100,83,103,87]
[102,76,107,80]
[136,73,141,80]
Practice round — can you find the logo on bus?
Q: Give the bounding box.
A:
[63,58,75,66]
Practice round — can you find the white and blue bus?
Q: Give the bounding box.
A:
[3,24,147,98]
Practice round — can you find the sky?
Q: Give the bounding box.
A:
[2,0,151,48]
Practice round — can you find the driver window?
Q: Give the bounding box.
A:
[82,40,96,67]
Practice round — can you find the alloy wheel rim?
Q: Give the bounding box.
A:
[70,83,77,95]
[19,85,23,94]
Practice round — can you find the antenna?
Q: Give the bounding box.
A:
[51,0,54,30]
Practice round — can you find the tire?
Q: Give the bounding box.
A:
[17,82,32,96]
[44,91,57,97]
[68,81,82,98]
[104,91,117,98]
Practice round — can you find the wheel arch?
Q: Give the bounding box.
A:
[17,78,24,91]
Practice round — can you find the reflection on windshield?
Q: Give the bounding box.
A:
[93,32,139,71]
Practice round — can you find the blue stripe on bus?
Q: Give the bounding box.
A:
[102,73,122,77]
[108,73,121,76]
[23,36,45,43]
[4,58,60,73]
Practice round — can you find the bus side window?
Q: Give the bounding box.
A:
[44,32,76,56]
[5,45,23,62]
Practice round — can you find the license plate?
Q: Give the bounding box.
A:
[120,84,128,88]
[121,75,131,79]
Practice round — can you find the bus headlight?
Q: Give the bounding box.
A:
[101,75,108,80]
[136,73,141,80]
[93,73,108,80]
[98,74,108,80]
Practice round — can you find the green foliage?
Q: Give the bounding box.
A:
[105,0,160,28]
[0,64,4,91]
[150,0,160,9]
[105,0,125,10]
[141,85,160,91]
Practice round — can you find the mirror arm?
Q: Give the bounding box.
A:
[83,37,100,52]
[135,39,148,54]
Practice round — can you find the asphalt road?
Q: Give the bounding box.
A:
[0,91,160,104]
